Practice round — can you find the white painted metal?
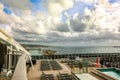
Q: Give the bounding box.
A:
[12,54,28,80]
[0,28,32,80]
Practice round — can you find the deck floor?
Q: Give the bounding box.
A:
[27,60,106,80]
[27,60,71,80]
[75,73,98,80]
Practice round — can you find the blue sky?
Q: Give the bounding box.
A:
[2,0,117,15]
[3,7,11,14]
[0,0,120,46]
[3,0,93,16]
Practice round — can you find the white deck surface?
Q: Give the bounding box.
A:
[75,73,98,80]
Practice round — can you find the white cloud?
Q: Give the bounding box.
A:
[42,0,74,16]
[0,0,32,10]
[98,0,111,8]
[0,24,13,39]
[70,18,86,32]
[0,0,120,46]
[0,2,3,9]
[0,3,10,23]
[9,12,62,35]
[76,0,97,4]
[84,7,92,16]
[54,23,69,32]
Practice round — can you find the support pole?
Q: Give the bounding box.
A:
[28,55,34,70]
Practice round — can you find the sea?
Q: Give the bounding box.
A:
[30,46,120,55]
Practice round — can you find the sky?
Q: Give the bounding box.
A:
[0,0,120,46]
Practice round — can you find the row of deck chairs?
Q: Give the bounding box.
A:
[67,60,81,68]
[100,57,120,68]
[40,73,55,80]
[41,60,50,70]
[40,72,74,80]
[100,57,120,62]
[57,73,73,80]
[49,60,62,70]
[41,60,62,71]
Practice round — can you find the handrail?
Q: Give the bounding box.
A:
[71,72,80,80]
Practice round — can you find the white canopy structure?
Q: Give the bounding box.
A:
[0,28,32,80]
[0,28,29,54]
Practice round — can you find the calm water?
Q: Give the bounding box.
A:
[103,71,120,80]
[98,68,120,80]
[38,46,120,54]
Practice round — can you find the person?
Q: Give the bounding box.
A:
[0,64,3,74]
[0,54,4,74]
[79,62,82,73]
[100,58,103,68]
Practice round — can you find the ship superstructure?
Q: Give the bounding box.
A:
[0,28,32,80]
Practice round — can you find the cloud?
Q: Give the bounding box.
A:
[54,23,70,32]
[0,3,10,23]
[0,0,120,46]
[98,0,111,8]
[70,18,86,32]
[42,0,74,16]
[10,12,49,35]
[76,0,97,4]
[84,7,92,16]
[0,24,12,35]
[0,2,3,9]
[0,0,32,10]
